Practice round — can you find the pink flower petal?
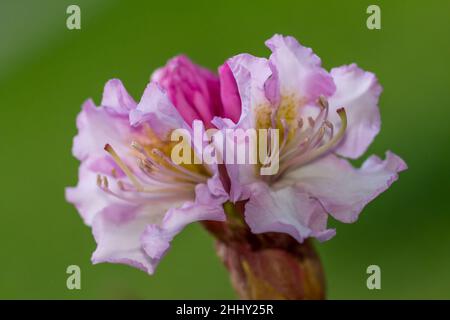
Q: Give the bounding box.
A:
[263,60,281,107]
[152,55,222,127]
[101,79,137,113]
[65,162,111,225]
[72,99,133,162]
[244,182,335,243]
[286,151,407,223]
[329,64,382,159]
[141,183,226,261]
[208,124,257,202]
[129,82,188,138]
[226,53,272,129]
[265,34,335,102]
[91,201,171,275]
[68,75,228,275]
[218,62,241,123]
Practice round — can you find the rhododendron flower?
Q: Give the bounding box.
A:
[66,56,235,274]
[151,55,241,126]
[214,34,407,243]
[66,34,406,298]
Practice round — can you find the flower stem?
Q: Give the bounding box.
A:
[203,217,326,300]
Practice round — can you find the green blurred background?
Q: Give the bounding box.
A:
[1,0,449,299]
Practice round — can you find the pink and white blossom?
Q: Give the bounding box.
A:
[66,58,230,274]
[66,35,406,277]
[214,34,407,243]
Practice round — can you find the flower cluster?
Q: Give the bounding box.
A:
[66,35,406,275]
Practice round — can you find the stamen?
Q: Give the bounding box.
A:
[131,140,146,154]
[277,108,347,178]
[267,127,272,156]
[312,98,329,131]
[133,140,209,185]
[151,148,208,183]
[104,144,144,191]
[302,108,347,163]
[318,95,329,109]
[270,109,278,129]
[324,120,334,138]
[309,126,326,149]
[96,174,102,187]
[137,158,198,186]
[98,176,185,202]
[102,176,109,188]
[279,135,309,162]
[261,130,275,167]
[279,118,289,152]
[117,180,126,191]
[96,175,138,202]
